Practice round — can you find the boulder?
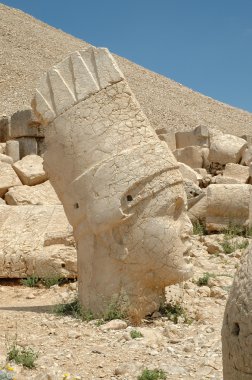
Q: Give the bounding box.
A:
[188,192,207,222]
[5,140,20,162]
[209,134,247,164]
[0,153,13,165]
[0,161,22,197]
[156,129,176,150]
[13,154,48,186]
[5,180,61,205]
[179,162,202,184]
[173,146,203,168]
[213,175,242,185]
[175,125,209,149]
[10,109,44,138]
[206,184,252,232]
[0,204,76,278]
[222,163,250,184]
[222,245,252,379]
[241,145,252,166]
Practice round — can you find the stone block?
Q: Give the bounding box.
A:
[10,109,45,138]
[209,134,247,164]
[0,154,13,165]
[0,115,10,142]
[5,140,20,162]
[188,192,207,222]
[223,163,249,184]
[175,125,209,149]
[173,146,203,168]
[5,180,61,205]
[18,137,38,158]
[241,146,252,166]
[0,204,76,278]
[156,129,176,150]
[179,162,202,184]
[206,184,252,232]
[0,162,22,197]
[13,155,48,186]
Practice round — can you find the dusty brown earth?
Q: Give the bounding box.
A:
[0,234,249,380]
[1,3,252,136]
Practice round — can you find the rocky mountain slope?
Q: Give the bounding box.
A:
[1,3,252,136]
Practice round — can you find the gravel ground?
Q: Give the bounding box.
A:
[0,235,249,380]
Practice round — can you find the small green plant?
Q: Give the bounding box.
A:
[138,368,166,380]
[7,344,38,369]
[54,298,94,321]
[159,302,191,324]
[196,272,216,286]
[236,240,249,250]
[193,221,206,236]
[221,237,235,254]
[102,299,125,321]
[21,276,39,287]
[130,329,143,339]
[41,276,64,288]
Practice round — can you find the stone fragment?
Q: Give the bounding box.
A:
[184,180,203,200]
[10,108,44,138]
[0,115,10,142]
[0,143,6,154]
[222,163,249,184]
[100,319,127,331]
[202,235,223,254]
[206,184,252,232]
[173,146,203,168]
[175,125,209,149]
[209,134,247,164]
[241,134,252,144]
[156,129,176,150]
[188,192,207,223]
[213,175,242,185]
[0,205,76,278]
[5,180,61,205]
[32,46,193,320]
[5,140,20,162]
[0,153,13,164]
[222,245,252,379]
[0,161,22,197]
[18,137,38,158]
[241,145,252,166]
[179,162,202,184]
[13,154,48,185]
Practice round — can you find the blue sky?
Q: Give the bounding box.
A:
[2,0,252,112]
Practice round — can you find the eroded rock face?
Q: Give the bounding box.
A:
[222,244,252,379]
[32,47,193,320]
[0,205,76,278]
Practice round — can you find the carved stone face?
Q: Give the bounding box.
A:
[32,46,193,318]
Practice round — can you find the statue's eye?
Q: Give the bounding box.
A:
[127,195,133,202]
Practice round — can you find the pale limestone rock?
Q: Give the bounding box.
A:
[175,125,209,149]
[206,184,252,232]
[156,129,176,150]
[0,142,6,154]
[241,134,252,144]
[209,134,247,164]
[5,180,61,205]
[173,146,203,168]
[5,140,20,162]
[13,154,48,186]
[0,161,22,197]
[241,145,252,166]
[213,175,242,185]
[100,319,127,331]
[0,153,13,164]
[223,163,250,184]
[32,46,193,321]
[188,193,207,223]
[222,244,252,379]
[18,137,38,158]
[179,162,202,184]
[0,204,76,278]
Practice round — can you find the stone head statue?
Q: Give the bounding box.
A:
[32,47,193,320]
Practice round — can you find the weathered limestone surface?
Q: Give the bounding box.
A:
[179,162,202,184]
[0,153,13,165]
[0,116,10,142]
[18,137,38,158]
[209,134,247,164]
[0,205,76,278]
[32,47,193,320]
[222,163,249,184]
[173,146,203,169]
[241,146,252,166]
[13,154,48,186]
[10,109,44,139]
[0,161,22,197]
[175,125,209,149]
[206,184,252,231]
[222,244,252,379]
[5,180,61,205]
[188,192,207,223]
[5,140,20,162]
